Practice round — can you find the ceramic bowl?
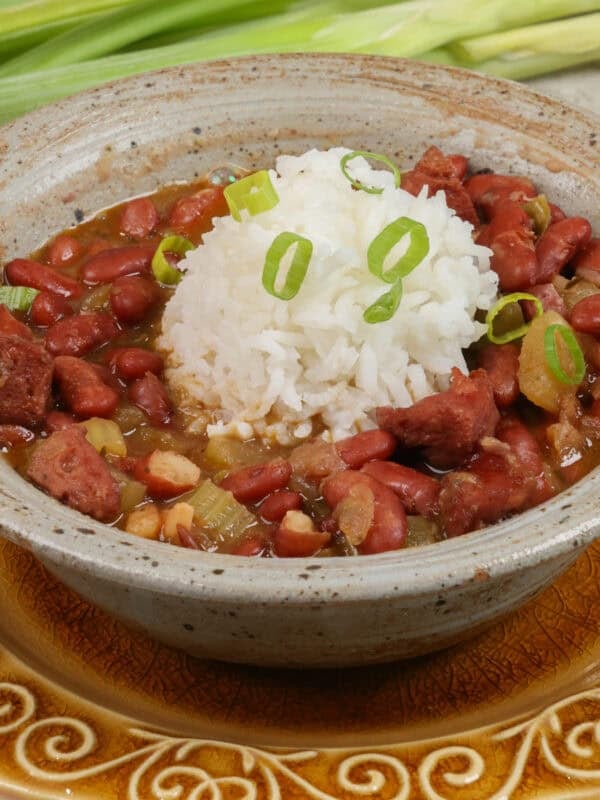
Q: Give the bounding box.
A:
[1,54,599,668]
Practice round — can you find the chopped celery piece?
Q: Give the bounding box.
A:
[80,417,127,457]
[187,479,256,543]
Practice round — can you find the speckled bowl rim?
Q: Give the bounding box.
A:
[1,53,600,604]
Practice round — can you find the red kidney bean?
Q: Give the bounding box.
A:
[0,424,34,448]
[5,258,83,299]
[360,461,440,517]
[496,416,554,505]
[80,245,155,284]
[549,203,566,224]
[45,312,119,357]
[335,429,397,469]
[54,355,120,418]
[570,295,600,335]
[536,217,592,283]
[127,372,172,425]
[573,238,600,286]
[47,234,82,267]
[476,199,534,248]
[272,511,331,557]
[119,197,159,239]
[477,342,521,408]
[490,231,537,292]
[520,282,566,321]
[465,174,535,219]
[0,305,33,339]
[45,410,77,432]
[220,458,292,503]
[168,187,228,238]
[447,154,469,181]
[232,535,267,556]
[109,275,160,324]
[105,347,164,381]
[322,470,407,554]
[30,291,72,327]
[259,490,302,522]
[177,525,201,549]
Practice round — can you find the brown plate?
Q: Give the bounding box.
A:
[0,535,599,800]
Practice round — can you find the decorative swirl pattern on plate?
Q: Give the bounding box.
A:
[1,684,600,799]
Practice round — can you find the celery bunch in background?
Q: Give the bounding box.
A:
[0,0,598,124]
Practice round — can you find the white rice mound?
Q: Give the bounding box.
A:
[158,147,497,444]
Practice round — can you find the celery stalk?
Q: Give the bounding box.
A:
[452,12,600,63]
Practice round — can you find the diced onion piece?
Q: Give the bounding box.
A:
[118,477,147,514]
[486,292,543,344]
[162,502,195,543]
[80,417,127,457]
[0,285,38,311]
[262,232,313,300]
[223,170,279,221]
[363,280,403,324]
[340,150,401,195]
[80,283,112,311]
[334,483,374,546]
[151,235,194,285]
[187,479,256,544]
[125,504,161,539]
[367,216,429,285]
[544,323,585,386]
[524,194,551,235]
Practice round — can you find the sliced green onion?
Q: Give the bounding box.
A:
[486,292,543,344]
[363,280,403,324]
[151,234,194,285]
[524,194,551,235]
[262,231,312,300]
[0,285,39,311]
[224,170,279,221]
[544,324,585,386]
[340,150,401,195]
[367,216,429,285]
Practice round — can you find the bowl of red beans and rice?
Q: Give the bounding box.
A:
[0,53,599,667]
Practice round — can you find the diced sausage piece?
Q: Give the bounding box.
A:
[335,429,396,468]
[47,234,82,267]
[0,425,34,448]
[45,312,119,357]
[220,458,292,503]
[27,427,120,521]
[109,276,160,324]
[465,174,536,219]
[127,372,172,425]
[168,187,228,239]
[360,461,440,517]
[104,347,164,381]
[232,535,267,556]
[119,197,159,240]
[496,416,554,505]
[45,410,77,432]
[133,450,201,499]
[401,147,478,226]
[259,490,303,522]
[30,291,72,327]
[273,510,331,557]
[376,368,500,469]
[490,230,538,292]
[549,203,566,224]
[536,217,592,284]
[54,355,120,418]
[80,245,155,284]
[447,153,469,180]
[322,470,407,554]
[477,343,520,408]
[0,335,53,426]
[476,199,534,248]
[520,282,566,321]
[4,258,83,299]
[0,305,33,339]
[570,295,600,335]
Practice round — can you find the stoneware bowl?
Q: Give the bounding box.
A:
[1,54,599,668]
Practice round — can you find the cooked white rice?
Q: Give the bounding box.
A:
[158,147,497,444]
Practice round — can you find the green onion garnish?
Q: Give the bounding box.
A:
[151,234,194,285]
[363,280,403,324]
[0,285,39,311]
[544,323,585,386]
[340,150,401,195]
[262,232,313,301]
[367,216,429,285]
[224,170,279,222]
[486,292,543,344]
